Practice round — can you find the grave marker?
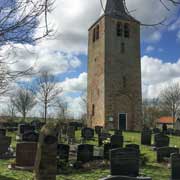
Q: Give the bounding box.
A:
[171,153,180,180]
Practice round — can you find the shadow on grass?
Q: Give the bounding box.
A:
[0,176,15,180]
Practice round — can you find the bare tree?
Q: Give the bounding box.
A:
[80,91,87,125]
[35,71,62,123]
[0,0,55,95]
[159,83,180,128]
[142,98,162,127]
[55,98,68,123]
[12,88,36,121]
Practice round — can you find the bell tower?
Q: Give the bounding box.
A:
[87,0,142,130]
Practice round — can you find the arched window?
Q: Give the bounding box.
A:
[96,25,99,40]
[117,22,123,36]
[124,23,130,38]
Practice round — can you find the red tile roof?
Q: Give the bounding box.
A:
[157,116,176,124]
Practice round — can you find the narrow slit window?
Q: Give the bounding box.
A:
[117,22,123,36]
[93,28,96,42]
[123,76,127,88]
[96,25,99,40]
[124,23,130,38]
[121,42,125,53]
[92,104,95,116]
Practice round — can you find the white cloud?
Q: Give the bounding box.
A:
[146,31,162,43]
[146,45,155,52]
[142,56,180,98]
[59,72,87,93]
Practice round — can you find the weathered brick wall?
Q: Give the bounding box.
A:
[87,15,142,131]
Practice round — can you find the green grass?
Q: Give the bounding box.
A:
[0,131,180,180]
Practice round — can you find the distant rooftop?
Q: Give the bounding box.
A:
[157,116,176,124]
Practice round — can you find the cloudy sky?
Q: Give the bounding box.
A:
[0,0,180,118]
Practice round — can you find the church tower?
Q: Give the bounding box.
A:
[87,0,142,130]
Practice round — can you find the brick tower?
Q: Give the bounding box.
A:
[87,0,142,130]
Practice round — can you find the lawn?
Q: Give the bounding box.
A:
[0,131,180,180]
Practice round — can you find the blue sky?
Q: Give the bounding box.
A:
[1,0,180,118]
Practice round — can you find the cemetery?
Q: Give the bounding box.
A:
[0,0,180,180]
[0,124,180,180]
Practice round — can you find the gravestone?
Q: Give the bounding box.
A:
[157,147,179,163]
[154,133,169,148]
[110,148,139,177]
[111,135,123,148]
[16,142,37,168]
[98,133,111,146]
[171,153,180,180]
[81,128,94,140]
[99,176,152,180]
[95,126,103,135]
[22,131,39,142]
[0,129,6,136]
[67,126,75,144]
[174,130,180,136]
[34,124,58,180]
[0,136,11,156]
[167,128,174,135]
[141,128,152,146]
[153,128,160,134]
[104,143,112,160]
[18,124,35,134]
[125,144,140,154]
[114,130,122,136]
[57,144,69,162]
[77,144,94,163]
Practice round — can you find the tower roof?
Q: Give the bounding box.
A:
[105,0,139,22]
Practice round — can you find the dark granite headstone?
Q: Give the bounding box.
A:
[77,144,94,163]
[81,128,94,140]
[114,130,123,136]
[57,144,69,162]
[18,124,35,134]
[16,142,37,167]
[141,128,152,146]
[0,129,6,136]
[110,148,139,176]
[174,130,180,136]
[167,128,174,135]
[153,128,161,134]
[171,153,180,180]
[104,143,112,160]
[67,126,75,144]
[95,126,103,135]
[111,135,123,148]
[22,131,39,142]
[125,144,140,152]
[157,147,179,163]
[0,136,11,155]
[154,133,169,148]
